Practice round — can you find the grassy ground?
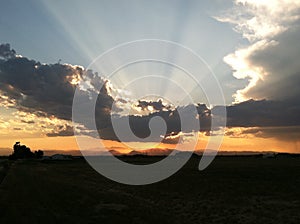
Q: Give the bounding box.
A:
[0,156,300,224]
[0,159,11,184]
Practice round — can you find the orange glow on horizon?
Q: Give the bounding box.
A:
[0,130,299,155]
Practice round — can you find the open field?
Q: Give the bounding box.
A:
[0,156,300,224]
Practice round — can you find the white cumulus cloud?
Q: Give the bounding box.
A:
[217,0,300,102]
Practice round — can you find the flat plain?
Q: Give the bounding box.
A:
[0,156,300,224]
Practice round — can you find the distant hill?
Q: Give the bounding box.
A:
[127,148,174,156]
[9,148,296,157]
[43,150,83,156]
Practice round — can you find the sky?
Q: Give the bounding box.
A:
[0,0,300,155]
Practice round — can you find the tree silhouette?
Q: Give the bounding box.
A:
[34,150,44,159]
[9,142,44,160]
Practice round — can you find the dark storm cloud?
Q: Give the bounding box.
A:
[0,58,81,119]
[98,104,212,142]
[220,99,300,127]
[0,43,16,59]
[0,43,115,124]
[222,99,300,142]
[245,27,300,103]
[136,99,172,111]
[125,99,299,142]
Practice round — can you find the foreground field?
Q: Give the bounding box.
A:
[0,156,300,224]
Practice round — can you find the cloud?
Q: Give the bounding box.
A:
[20,119,35,124]
[0,43,116,128]
[46,124,74,137]
[217,0,300,102]
[0,109,76,139]
[161,132,194,144]
[217,0,300,42]
[98,103,212,142]
[135,99,173,112]
[1,44,213,142]
[225,126,300,142]
[1,43,300,144]
[214,99,300,127]
[0,43,16,59]
[244,29,300,102]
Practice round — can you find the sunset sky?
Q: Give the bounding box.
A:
[1,0,300,155]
